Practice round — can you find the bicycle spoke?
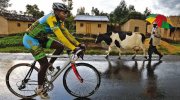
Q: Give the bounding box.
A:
[63,63,101,97]
[6,63,38,98]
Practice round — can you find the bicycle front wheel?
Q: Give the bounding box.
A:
[63,63,101,98]
[6,63,39,99]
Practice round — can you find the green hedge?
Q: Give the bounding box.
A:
[76,37,95,43]
[0,35,23,48]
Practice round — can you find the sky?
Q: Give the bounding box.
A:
[7,0,180,16]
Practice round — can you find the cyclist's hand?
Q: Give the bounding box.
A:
[73,47,84,60]
[78,43,86,51]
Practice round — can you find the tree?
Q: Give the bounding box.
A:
[128,5,135,13]
[77,7,85,15]
[143,7,151,18]
[0,0,11,12]
[65,15,75,32]
[91,7,108,16]
[127,11,144,20]
[25,4,44,18]
[62,0,72,9]
[127,5,145,20]
[9,10,17,14]
[67,0,73,11]
[109,12,115,23]
[91,7,100,16]
[113,0,129,24]
[99,11,108,16]
[143,7,151,34]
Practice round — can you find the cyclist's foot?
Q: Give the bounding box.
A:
[35,88,50,99]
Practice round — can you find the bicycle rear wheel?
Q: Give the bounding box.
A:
[6,63,39,99]
[63,63,101,98]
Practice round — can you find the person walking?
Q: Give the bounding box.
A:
[148,22,163,61]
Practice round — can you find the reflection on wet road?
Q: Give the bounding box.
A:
[0,56,180,100]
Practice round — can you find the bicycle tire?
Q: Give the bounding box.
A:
[63,63,101,98]
[6,63,39,99]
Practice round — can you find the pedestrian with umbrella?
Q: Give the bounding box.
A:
[146,14,173,60]
[148,21,163,60]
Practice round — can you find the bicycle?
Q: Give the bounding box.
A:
[6,50,101,99]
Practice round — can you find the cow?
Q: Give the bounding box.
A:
[95,31,147,59]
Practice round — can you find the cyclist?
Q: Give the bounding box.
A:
[23,2,85,99]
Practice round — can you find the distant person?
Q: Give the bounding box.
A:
[23,2,85,99]
[148,22,163,61]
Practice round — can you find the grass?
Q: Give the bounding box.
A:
[1,33,180,55]
[0,46,27,53]
[0,46,54,53]
[170,43,180,46]
[158,45,169,55]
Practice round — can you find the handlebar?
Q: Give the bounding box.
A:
[66,49,84,61]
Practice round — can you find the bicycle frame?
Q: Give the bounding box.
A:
[21,51,83,90]
[18,61,37,90]
[46,54,83,83]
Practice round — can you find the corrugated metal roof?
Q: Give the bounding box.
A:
[74,15,109,22]
[0,12,35,22]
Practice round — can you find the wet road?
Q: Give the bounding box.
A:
[0,53,180,100]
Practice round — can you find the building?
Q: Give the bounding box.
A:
[0,12,35,36]
[164,16,180,41]
[121,19,147,34]
[74,15,109,35]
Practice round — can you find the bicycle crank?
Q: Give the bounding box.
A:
[44,82,54,92]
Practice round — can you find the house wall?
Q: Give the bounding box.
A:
[169,16,180,27]
[8,20,32,35]
[0,16,8,35]
[121,21,130,32]
[169,16,180,41]
[76,21,107,35]
[121,19,146,34]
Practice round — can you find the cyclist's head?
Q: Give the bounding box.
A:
[52,2,69,21]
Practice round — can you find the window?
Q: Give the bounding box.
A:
[98,24,101,28]
[28,24,32,28]
[80,23,83,27]
[134,27,139,32]
[17,23,21,27]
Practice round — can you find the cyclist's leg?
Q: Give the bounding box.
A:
[23,34,49,98]
[34,54,50,99]
[44,38,64,66]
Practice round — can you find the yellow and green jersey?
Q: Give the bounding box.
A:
[27,12,79,50]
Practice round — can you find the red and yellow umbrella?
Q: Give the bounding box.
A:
[146,14,173,29]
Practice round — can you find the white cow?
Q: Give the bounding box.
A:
[95,31,147,59]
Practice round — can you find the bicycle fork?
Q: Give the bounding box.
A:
[71,63,83,83]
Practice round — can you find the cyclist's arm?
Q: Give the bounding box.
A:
[46,16,76,50]
[61,22,80,46]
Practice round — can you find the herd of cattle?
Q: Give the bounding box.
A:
[95,31,148,59]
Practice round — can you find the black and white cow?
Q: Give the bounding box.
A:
[95,31,147,59]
